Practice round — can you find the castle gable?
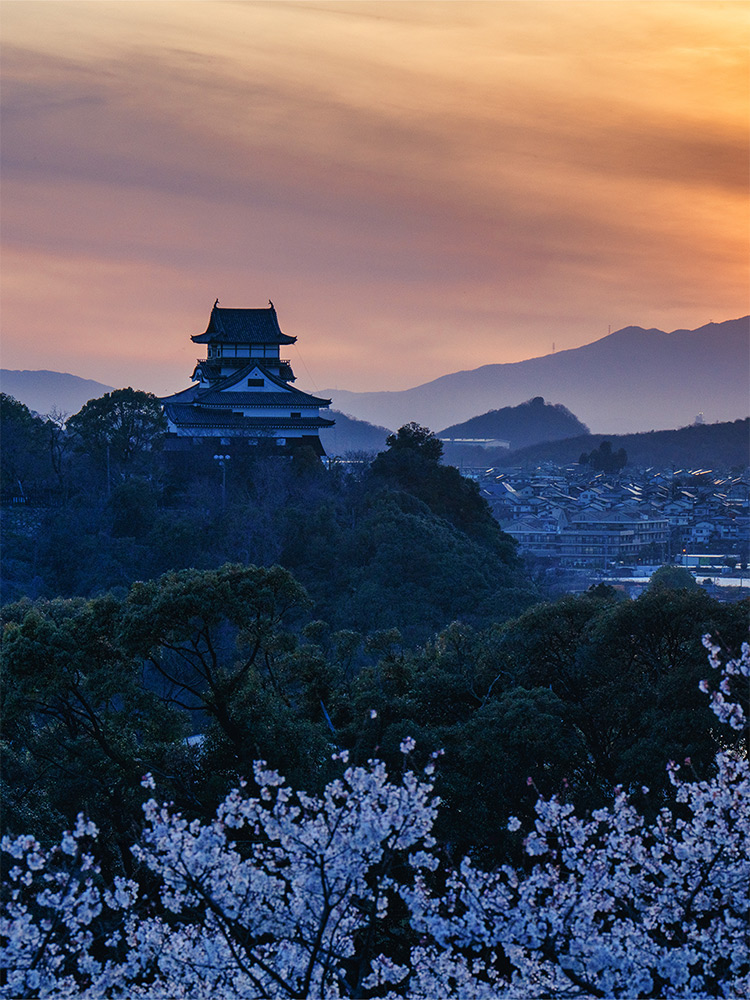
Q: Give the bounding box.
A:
[202,364,331,405]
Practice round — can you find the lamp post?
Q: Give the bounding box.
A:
[213,453,231,510]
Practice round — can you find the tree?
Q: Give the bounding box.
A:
[117,563,331,784]
[66,388,167,467]
[2,641,748,998]
[648,564,699,591]
[371,426,517,552]
[580,439,627,473]
[0,595,183,866]
[0,393,51,496]
[384,422,443,461]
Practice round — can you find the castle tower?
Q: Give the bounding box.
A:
[161,302,334,455]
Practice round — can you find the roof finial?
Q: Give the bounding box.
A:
[214,298,220,309]
[268,299,275,310]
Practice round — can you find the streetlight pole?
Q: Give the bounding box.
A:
[213,453,231,510]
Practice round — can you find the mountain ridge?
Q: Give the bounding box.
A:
[3,317,748,436]
[0,369,116,417]
[323,317,749,434]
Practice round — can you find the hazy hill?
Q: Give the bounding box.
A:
[324,317,749,435]
[439,397,589,450]
[320,410,390,456]
[0,370,115,417]
[494,418,750,470]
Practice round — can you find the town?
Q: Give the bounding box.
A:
[463,462,749,597]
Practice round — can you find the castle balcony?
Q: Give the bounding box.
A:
[197,358,290,366]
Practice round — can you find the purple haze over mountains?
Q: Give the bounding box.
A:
[2,317,748,436]
[324,317,750,435]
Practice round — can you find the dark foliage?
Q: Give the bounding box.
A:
[579,439,628,472]
[497,417,750,469]
[2,411,747,877]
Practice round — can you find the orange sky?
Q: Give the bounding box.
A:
[1,0,748,397]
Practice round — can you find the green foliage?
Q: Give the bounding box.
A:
[0,393,52,495]
[120,564,310,728]
[1,553,746,876]
[1,594,184,867]
[3,406,747,877]
[648,564,699,591]
[371,429,515,552]
[384,421,444,461]
[66,387,166,466]
[580,439,627,472]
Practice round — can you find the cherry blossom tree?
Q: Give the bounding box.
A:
[2,641,748,998]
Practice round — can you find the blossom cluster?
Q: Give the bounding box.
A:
[2,641,748,998]
[700,634,749,733]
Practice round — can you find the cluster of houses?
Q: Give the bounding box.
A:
[475,465,749,579]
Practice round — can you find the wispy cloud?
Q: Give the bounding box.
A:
[1,1,747,394]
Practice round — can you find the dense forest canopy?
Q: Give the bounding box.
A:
[498,417,750,469]
[1,390,748,997]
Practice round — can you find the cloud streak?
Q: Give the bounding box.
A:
[1,1,747,396]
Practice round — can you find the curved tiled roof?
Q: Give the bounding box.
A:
[192,305,296,345]
[164,404,334,430]
[162,365,332,409]
[194,391,326,408]
[202,363,331,404]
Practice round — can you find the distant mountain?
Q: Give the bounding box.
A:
[494,418,750,470]
[439,397,589,451]
[0,370,115,417]
[320,410,390,456]
[324,317,750,435]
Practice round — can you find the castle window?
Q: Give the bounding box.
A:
[247,378,264,387]
[291,412,301,418]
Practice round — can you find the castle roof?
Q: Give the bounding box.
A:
[195,391,328,408]
[213,362,325,396]
[162,405,335,430]
[191,304,296,345]
[161,364,331,409]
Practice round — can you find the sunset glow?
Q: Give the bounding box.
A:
[1,0,748,396]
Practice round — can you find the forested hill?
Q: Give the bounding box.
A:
[0,395,532,644]
[495,417,750,469]
[3,392,749,998]
[439,396,589,450]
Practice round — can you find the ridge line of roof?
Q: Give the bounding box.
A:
[200,362,331,404]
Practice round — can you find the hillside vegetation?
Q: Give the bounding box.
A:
[439,395,589,460]
[497,417,750,469]
[3,394,748,999]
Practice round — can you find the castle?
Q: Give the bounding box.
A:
[161,302,334,456]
